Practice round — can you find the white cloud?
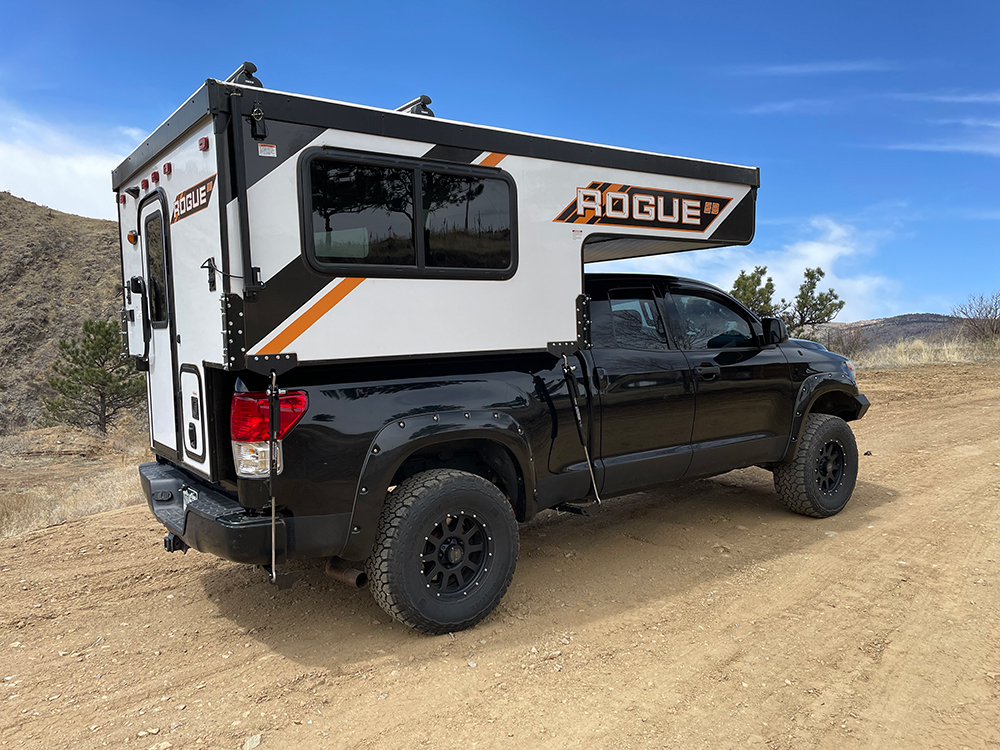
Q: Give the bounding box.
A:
[739,98,832,115]
[894,90,1000,104]
[731,60,900,76]
[0,102,140,220]
[591,216,901,322]
[885,139,1000,157]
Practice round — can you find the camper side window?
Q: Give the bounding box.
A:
[144,212,167,325]
[303,151,517,279]
[309,160,416,266]
[423,172,511,270]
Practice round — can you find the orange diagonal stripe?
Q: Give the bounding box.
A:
[480,152,507,167]
[259,277,365,354]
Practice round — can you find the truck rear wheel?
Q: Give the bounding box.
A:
[774,413,858,518]
[365,468,519,634]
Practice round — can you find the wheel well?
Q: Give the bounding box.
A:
[808,390,861,422]
[390,439,527,521]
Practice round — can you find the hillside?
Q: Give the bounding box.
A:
[0,192,120,435]
[808,313,962,349]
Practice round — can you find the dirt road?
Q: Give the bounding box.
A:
[3,363,1000,749]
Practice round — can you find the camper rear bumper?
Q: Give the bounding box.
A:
[138,462,351,565]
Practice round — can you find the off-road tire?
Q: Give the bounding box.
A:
[774,413,858,518]
[365,468,519,634]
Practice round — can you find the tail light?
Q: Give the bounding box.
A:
[230,391,308,478]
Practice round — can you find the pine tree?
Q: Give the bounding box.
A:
[788,267,845,337]
[730,265,789,318]
[42,319,146,434]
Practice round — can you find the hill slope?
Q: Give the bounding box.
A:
[810,313,962,349]
[0,192,120,435]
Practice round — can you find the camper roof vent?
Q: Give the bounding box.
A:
[226,61,262,88]
[395,95,434,117]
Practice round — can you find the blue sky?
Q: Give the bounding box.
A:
[1,1,997,321]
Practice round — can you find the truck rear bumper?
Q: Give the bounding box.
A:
[139,462,351,565]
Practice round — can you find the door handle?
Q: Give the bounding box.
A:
[694,363,721,380]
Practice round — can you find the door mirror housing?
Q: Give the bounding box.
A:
[761,317,789,345]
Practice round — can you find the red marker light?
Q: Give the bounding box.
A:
[150,171,160,183]
[198,137,210,152]
[162,162,172,175]
[119,195,126,205]
[141,179,149,190]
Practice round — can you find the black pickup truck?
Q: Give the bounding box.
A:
[141,273,868,633]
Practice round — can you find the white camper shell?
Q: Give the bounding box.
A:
[113,64,759,482]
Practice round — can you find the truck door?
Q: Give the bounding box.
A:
[138,198,181,456]
[587,282,695,495]
[665,284,794,477]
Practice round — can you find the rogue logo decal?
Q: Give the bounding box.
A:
[171,174,217,224]
[554,182,731,233]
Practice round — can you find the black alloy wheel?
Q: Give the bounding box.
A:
[816,440,845,494]
[421,511,490,599]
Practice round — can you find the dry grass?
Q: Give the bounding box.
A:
[855,335,1000,370]
[0,462,144,539]
[0,422,150,539]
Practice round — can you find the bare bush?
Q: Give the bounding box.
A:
[825,325,869,360]
[953,291,1000,344]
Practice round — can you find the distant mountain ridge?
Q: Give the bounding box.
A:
[807,313,962,349]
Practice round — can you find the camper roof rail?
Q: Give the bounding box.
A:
[395,95,434,117]
[225,61,262,88]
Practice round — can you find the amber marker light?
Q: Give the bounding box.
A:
[127,230,138,245]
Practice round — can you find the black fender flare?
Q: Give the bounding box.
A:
[781,372,869,462]
[338,410,536,561]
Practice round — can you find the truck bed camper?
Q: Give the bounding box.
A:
[112,63,863,632]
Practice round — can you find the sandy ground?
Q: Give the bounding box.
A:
[2,363,1000,750]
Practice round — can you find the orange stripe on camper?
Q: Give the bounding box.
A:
[259,277,365,354]
[479,152,507,167]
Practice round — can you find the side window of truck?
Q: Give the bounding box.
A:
[608,289,668,351]
[671,292,754,349]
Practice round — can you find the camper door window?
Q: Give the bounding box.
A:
[144,212,168,325]
[303,152,516,280]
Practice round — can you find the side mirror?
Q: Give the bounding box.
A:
[761,317,789,345]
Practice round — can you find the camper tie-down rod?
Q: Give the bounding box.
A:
[265,370,300,589]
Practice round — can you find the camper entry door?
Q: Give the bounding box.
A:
[138,200,181,455]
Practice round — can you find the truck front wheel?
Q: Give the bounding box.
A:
[774,413,858,518]
[365,468,519,634]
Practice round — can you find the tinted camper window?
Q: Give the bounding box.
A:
[423,172,511,269]
[309,159,416,266]
[144,212,167,324]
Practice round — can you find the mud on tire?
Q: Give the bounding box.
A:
[774,413,859,518]
[365,468,519,634]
